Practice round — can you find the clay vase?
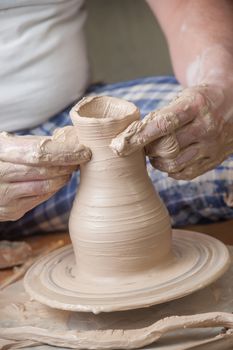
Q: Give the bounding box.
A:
[24,95,230,313]
[69,96,172,283]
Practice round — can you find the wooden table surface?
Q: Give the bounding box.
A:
[0,220,232,285]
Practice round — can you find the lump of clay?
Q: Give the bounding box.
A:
[0,241,32,269]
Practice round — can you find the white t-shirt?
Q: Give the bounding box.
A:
[0,0,90,132]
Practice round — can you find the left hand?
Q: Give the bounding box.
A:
[111,84,233,180]
[0,126,91,222]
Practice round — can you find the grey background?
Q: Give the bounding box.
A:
[85,0,173,83]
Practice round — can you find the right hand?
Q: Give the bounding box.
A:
[0,126,91,221]
[111,84,233,180]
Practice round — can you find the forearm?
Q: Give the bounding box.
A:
[147,0,233,89]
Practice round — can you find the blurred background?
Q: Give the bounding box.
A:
[85,0,173,83]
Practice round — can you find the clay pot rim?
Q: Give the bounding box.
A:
[70,95,140,124]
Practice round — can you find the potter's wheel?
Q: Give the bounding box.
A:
[24,230,230,313]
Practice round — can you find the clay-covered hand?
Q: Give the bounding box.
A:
[111,84,233,180]
[0,126,91,221]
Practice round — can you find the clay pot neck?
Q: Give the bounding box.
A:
[70,96,140,143]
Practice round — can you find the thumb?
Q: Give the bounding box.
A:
[44,126,92,165]
[0,126,91,166]
[111,91,196,157]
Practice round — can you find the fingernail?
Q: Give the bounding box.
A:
[55,146,92,164]
[78,147,92,163]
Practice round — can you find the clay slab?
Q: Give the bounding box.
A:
[24,229,230,313]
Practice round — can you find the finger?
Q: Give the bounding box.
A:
[0,127,91,166]
[111,93,197,156]
[0,193,53,221]
[150,144,202,174]
[0,161,78,182]
[175,113,218,150]
[146,134,180,159]
[175,123,203,150]
[0,175,70,205]
[170,158,213,180]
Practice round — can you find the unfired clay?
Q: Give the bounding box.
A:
[70,96,172,275]
[2,246,233,349]
[0,240,65,291]
[0,241,31,269]
[24,96,230,313]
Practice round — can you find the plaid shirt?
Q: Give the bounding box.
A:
[1,76,233,238]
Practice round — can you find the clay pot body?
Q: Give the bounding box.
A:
[69,96,172,282]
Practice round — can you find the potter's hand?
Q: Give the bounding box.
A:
[0,127,91,221]
[111,85,233,180]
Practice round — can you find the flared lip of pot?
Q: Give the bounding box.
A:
[70,95,140,125]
